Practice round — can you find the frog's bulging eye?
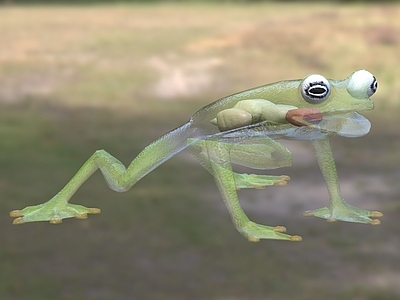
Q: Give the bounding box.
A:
[347,70,377,99]
[301,74,331,104]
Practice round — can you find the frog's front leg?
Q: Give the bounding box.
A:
[303,138,382,224]
[11,122,196,224]
[204,140,301,242]
[188,139,291,190]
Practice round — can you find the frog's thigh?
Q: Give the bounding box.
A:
[189,137,292,169]
[227,137,293,170]
[188,140,230,175]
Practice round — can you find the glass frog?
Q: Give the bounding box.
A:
[10,70,381,242]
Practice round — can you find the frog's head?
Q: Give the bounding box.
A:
[286,70,377,136]
[298,69,377,113]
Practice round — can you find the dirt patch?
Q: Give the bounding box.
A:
[147,54,223,100]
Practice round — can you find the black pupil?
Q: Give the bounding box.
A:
[307,82,327,99]
[371,78,377,92]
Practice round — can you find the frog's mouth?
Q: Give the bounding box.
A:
[285,107,371,138]
[285,108,322,127]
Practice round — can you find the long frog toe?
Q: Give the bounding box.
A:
[303,202,382,225]
[239,221,302,242]
[10,201,101,225]
[234,174,290,190]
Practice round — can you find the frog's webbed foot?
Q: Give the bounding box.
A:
[239,221,302,242]
[303,201,382,225]
[10,196,101,224]
[234,174,290,190]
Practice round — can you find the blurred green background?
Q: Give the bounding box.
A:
[1,2,400,299]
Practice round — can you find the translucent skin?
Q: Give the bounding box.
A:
[10,70,381,242]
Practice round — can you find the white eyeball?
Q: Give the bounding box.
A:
[301,74,331,104]
[346,70,377,99]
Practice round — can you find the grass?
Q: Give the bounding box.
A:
[1,2,400,300]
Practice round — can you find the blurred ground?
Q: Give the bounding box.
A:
[0,2,400,300]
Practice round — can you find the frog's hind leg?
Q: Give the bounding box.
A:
[190,139,301,242]
[11,122,197,225]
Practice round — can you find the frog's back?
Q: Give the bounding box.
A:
[190,80,299,134]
